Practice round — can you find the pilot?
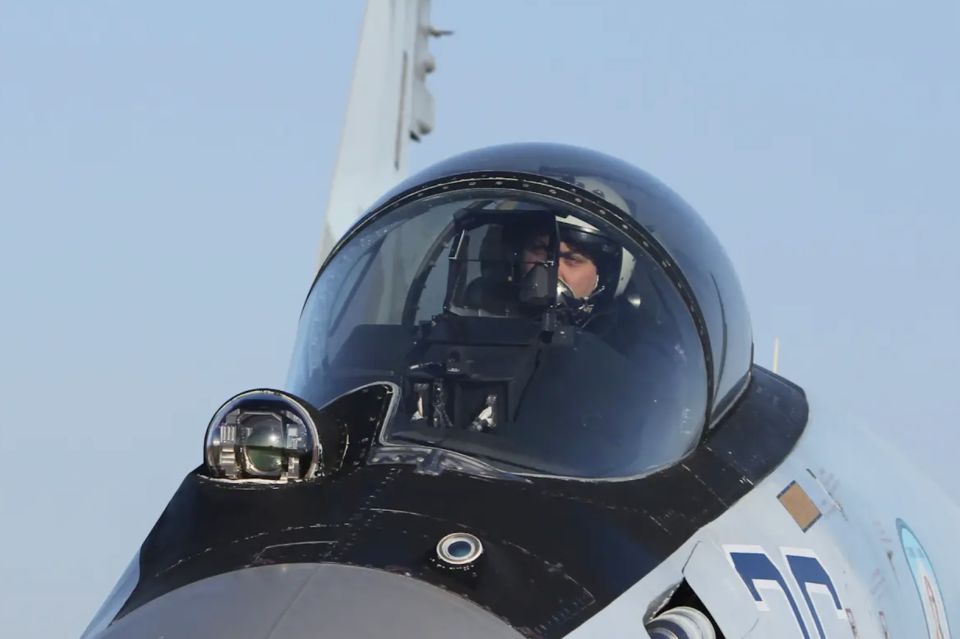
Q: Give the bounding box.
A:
[514,177,641,346]
[518,213,636,324]
[451,177,644,356]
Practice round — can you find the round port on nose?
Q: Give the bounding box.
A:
[436,532,483,565]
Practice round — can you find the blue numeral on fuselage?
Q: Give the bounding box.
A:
[724,545,844,639]
[786,551,845,639]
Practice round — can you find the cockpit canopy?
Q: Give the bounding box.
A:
[287,143,753,480]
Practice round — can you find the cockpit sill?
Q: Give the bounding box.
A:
[366,443,532,482]
[364,441,692,484]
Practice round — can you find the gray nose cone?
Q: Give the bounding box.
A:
[88,563,525,639]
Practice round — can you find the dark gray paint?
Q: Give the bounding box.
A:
[90,563,525,639]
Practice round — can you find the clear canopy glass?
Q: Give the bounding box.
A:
[286,189,708,480]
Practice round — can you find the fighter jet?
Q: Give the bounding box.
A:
[80,1,960,638]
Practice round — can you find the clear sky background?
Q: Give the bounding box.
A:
[1,1,958,637]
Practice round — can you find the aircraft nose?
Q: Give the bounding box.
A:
[91,563,524,639]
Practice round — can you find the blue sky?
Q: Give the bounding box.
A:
[1,1,958,637]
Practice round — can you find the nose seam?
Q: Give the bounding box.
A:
[264,564,323,639]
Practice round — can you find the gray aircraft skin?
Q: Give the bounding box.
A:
[80,2,960,639]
